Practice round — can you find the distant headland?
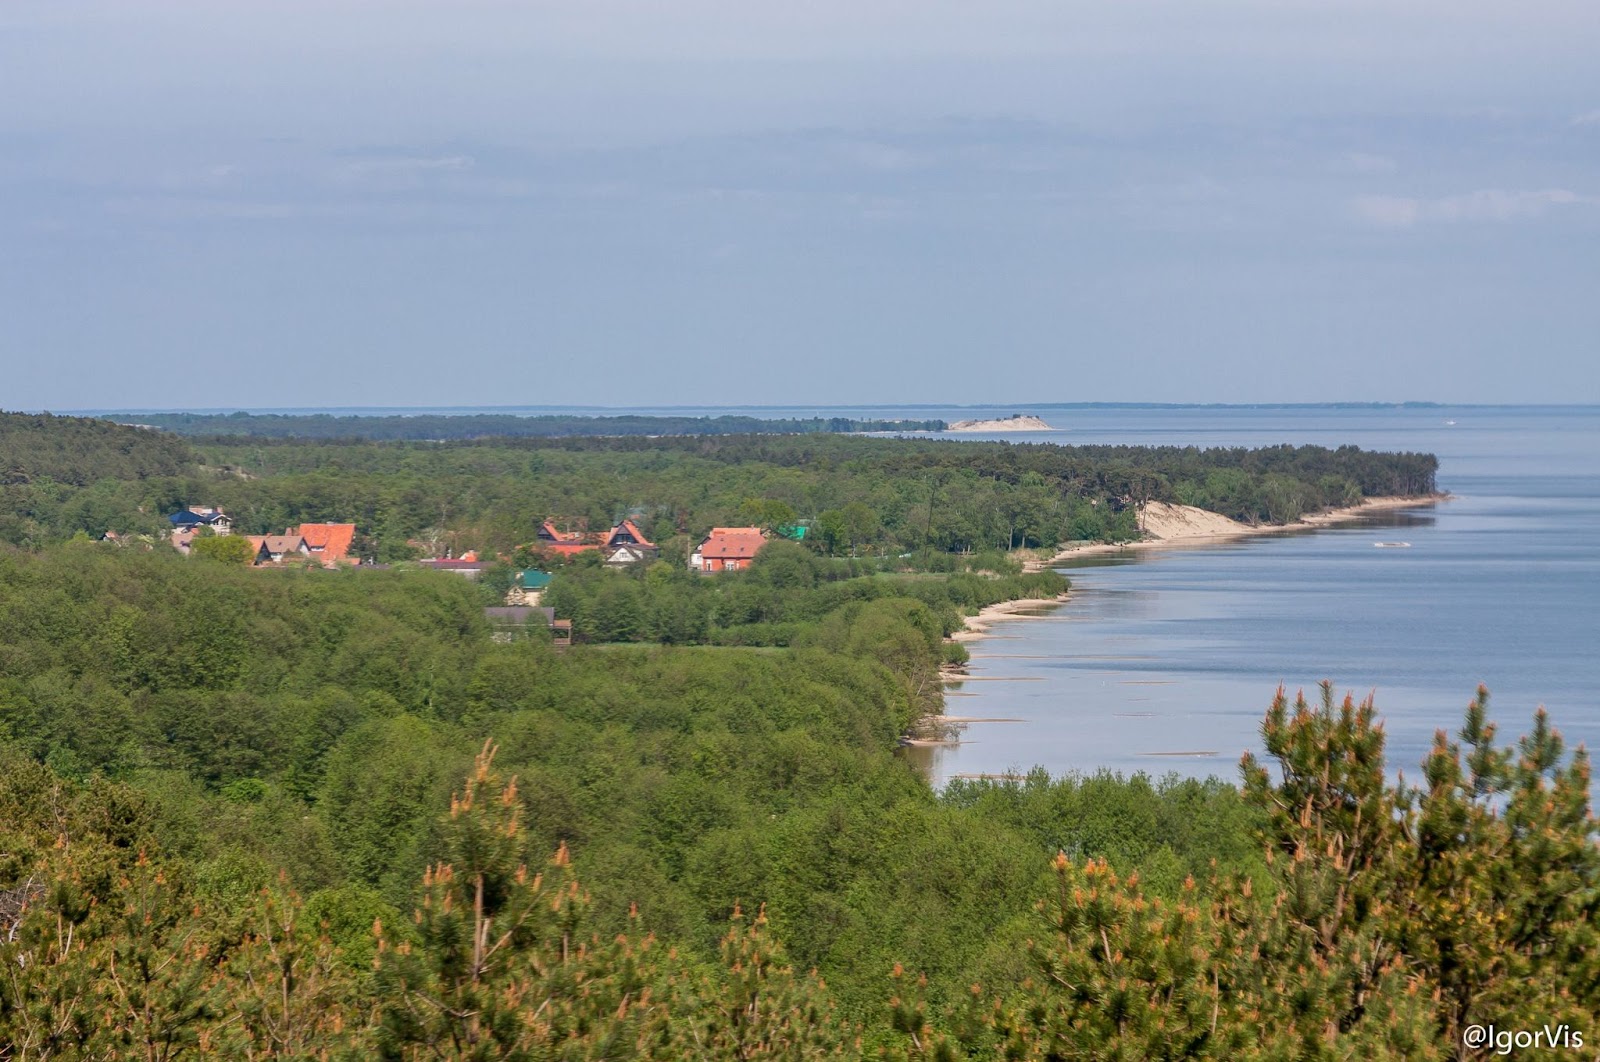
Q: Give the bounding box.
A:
[946,414,1053,432]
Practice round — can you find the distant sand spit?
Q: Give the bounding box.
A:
[946,414,1052,432]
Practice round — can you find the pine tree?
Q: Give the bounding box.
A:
[372,740,660,1060]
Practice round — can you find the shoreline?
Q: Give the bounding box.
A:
[949,592,1071,644]
[907,493,1447,748]
[1021,493,1447,572]
[946,493,1447,648]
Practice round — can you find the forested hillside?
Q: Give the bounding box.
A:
[0,543,1592,1057]
[0,412,194,486]
[3,413,1563,1059]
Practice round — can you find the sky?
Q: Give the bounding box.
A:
[4,0,1599,410]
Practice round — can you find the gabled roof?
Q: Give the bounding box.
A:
[262,535,307,555]
[170,506,228,526]
[699,527,768,560]
[537,520,585,544]
[292,523,356,563]
[604,519,655,548]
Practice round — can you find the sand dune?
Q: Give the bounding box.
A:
[947,414,1052,432]
[1139,500,1249,539]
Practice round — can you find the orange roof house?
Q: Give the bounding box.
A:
[601,519,658,564]
[292,523,357,566]
[603,519,654,549]
[692,527,767,572]
[534,518,658,559]
[535,519,596,556]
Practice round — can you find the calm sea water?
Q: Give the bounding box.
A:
[905,405,1600,788]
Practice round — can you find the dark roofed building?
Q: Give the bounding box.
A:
[168,506,233,535]
[483,605,571,646]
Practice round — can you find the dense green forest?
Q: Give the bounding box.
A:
[5,412,1559,1059]
[1,411,1438,560]
[0,412,195,487]
[101,411,948,440]
[0,544,1592,1058]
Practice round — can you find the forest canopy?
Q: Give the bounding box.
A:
[0,412,1582,1058]
[0,542,1590,1057]
[1,411,1439,557]
[0,411,195,486]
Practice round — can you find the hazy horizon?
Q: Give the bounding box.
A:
[45,400,1600,417]
[5,1,1598,409]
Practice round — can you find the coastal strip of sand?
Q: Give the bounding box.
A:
[947,494,1446,647]
[949,593,1071,644]
[1023,493,1447,572]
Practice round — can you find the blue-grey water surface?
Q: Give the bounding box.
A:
[909,405,1600,788]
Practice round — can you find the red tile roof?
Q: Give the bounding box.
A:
[605,519,655,549]
[538,520,586,544]
[699,527,767,560]
[293,523,357,565]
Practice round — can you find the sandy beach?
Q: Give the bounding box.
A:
[949,592,1071,644]
[946,494,1444,647]
[1020,493,1447,572]
[949,494,1447,647]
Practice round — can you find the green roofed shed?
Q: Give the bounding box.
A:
[517,570,553,589]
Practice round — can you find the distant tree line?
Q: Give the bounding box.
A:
[105,410,949,439]
[1,413,1438,557]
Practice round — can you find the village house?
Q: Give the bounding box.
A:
[482,606,572,647]
[245,534,309,565]
[292,523,358,566]
[691,527,768,572]
[534,520,594,556]
[602,519,658,566]
[532,518,658,565]
[168,506,233,535]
